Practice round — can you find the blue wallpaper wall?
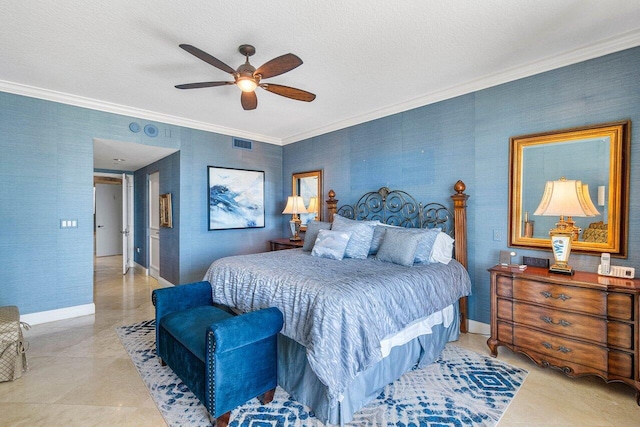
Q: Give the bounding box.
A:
[2,46,639,323]
[0,92,283,315]
[284,46,640,324]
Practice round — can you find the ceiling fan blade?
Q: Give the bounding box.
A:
[255,53,303,79]
[241,91,258,110]
[175,81,234,89]
[260,83,316,102]
[179,44,236,75]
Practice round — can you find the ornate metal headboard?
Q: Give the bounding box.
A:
[325,181,470,333]
[333,187,454,236]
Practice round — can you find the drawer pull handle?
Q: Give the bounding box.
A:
[540,291,571,301]
[542,341,572,353]
[541,316,572,327]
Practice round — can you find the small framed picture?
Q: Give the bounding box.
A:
[159,193,172,228]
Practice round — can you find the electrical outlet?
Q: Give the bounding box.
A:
[493,229,501,241]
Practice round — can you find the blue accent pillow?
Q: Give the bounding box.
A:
[331,215,377,259]
[311,230,352,260]
[303,220,332,251]
[413,228,441,263]
[369,225,388,255]
[376,228,422,266]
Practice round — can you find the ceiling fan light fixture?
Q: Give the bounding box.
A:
[236,76,258,92]
[176,43,315,108]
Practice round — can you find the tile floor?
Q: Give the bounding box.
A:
[1,255,639,426]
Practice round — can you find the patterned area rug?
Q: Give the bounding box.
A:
[117,320,527,426]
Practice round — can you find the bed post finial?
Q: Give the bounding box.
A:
[326,190,338,222]
[451,180,469,333]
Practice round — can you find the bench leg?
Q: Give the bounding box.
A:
[207,411,230,427]
[258,388,275,405]
[158,357,166,366]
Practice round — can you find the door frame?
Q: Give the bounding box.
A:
[93,172,134,270]
[148,171,160,280]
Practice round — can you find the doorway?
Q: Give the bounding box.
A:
[94,178,123,257]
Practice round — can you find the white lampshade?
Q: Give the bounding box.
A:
[534,178,598,217]
[282,196,308,215]
[579,184,600,216]
[307,197,318,213]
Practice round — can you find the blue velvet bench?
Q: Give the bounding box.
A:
[152,281,283,427]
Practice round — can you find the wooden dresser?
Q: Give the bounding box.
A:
[488,265,640,404]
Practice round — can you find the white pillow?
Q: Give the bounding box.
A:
[429,232,454,264]
[311,230,352,260]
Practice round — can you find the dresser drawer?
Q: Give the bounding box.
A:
[513,302,606,343]
[608,292,635,321]
[513,325,608,371]
[513,279,606,315]
[608,321,634,350]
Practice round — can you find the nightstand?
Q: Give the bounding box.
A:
[269,238,304,251]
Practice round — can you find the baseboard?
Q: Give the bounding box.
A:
[20,303,96,326]
[467,319,491,336]
[134,262,148,275]
[157,276,174,288]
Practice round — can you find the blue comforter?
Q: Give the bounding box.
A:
[203,249,471,403]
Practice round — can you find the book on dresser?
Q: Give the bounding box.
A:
[487,265,640,405]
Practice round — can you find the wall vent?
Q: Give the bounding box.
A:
[233,138,253,150]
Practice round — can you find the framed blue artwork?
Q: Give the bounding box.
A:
[208,166,265,230]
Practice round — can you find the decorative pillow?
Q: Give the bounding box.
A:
[303,220,332,251]
[413,228,441,263]
[429,232,455,264]
[311,230,352,260]
[376,228,423,266]
[369,225,388,255]
[370,223,410,254]
[331,215,377,259]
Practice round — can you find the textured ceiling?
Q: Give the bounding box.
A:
[2,1,640,146]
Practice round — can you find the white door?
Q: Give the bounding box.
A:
[122,173,134,274]
[149,171,160,280]
[95,183,123,257]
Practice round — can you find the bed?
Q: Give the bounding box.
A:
[203,181,471,425]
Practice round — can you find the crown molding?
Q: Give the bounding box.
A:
[2,29,639,147]
[0,80,282,145]
[282,30,640,145]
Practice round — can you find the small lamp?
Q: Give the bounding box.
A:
[282,196,308,241]
[307,197,318,221]
[533,177,599,275]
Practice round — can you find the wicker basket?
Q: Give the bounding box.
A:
[0,306,29,382]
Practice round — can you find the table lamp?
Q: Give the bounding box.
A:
[533,177,598,275]
[282,196,308,241]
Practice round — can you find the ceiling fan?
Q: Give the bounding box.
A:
[175,44,316,110]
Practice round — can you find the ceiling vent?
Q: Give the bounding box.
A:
[233,138,253,150]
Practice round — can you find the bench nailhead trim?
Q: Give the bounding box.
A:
[207,329,216,413]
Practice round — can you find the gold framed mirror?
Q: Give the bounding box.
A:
[508,120,630,257]
[292,170,323,230]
